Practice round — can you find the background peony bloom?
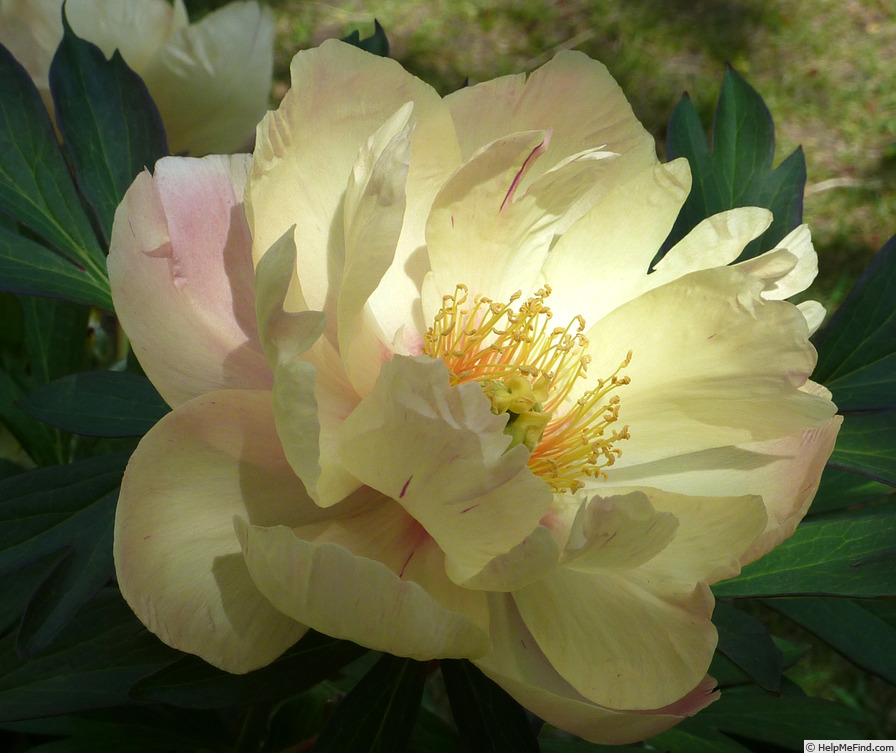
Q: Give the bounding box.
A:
[0,0,274,155]
[108,41,841,744]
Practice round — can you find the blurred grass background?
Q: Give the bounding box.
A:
[185,0,896,738]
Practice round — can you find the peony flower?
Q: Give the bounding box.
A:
[108,41,840,744]
[0,0,273,155]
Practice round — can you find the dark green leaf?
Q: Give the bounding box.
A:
[313,653,427,753]
[712,601,782,692]
[341,20,390,57]
[809,465,896,516]
[0,454,127,652]
[49,13,168,244]
[708,635,809,689]
[2,708,229,753]
[827,409,896,486]
[19,371,169,437]
[767,597,896,685]
[132,629,367,708]
[441,659,540,753]
[650,727,753,753]
[675,685,863,749]
[0,43,107,283]
[0,224,113,307]
[0,587,179,721]
[0,367,57,468]
[813,235,896,412]
[20,296,89,385]
[713,514,896,598]
[663,66,805,260]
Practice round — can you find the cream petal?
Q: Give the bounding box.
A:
[140,1,274,156]
[542,159,691,326]
[605,388,841,566]
[562,491,679,572]
[605,487,768,585]
[445,50,656,183]
[113,390,321,673]
[514,567,716,710]
[247,39,458,325]
[0,0,66,90]
[66,0,185,73]
[339,355,553,584]
[253,230,362,507]
[475,594,719,744]
[457,524,561,592]
[649,207,773,285]
[746,224,818,300]
[108,154,272,407]
[583,267,836,466]
[235,501,490,660]
[338,103,413,395]
[798,300,826,335]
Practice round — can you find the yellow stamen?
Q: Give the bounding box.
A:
[424,285,631,492]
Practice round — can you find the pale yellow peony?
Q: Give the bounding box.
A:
[0,0,273,155]
[108,41,840,744]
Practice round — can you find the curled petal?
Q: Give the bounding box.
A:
[108,154,272,407]
[114,390,319,673]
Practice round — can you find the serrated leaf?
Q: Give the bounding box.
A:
[827,409,896,486]
[712,601,782,692]
[0,454,127,652]
[19,371,169,437]
[663,66,805,260]
[313,653,427,753]
[0,224,114,307]
[767,597,896,685]
[813,235,896,412]
[440,659,540,753]
[713,514,896,598]
[49,14,168,245]
[0,587,179,721]
[131,629,367,709]
[0,43,107,284]
[675,685,863,749]
[341,20,390,57]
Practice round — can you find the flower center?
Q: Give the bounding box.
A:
[423,284,631,493]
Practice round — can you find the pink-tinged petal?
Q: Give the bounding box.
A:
[562,491,678,572]
[246,39,459,329]
[475,594,719,744]
[253,230,362,507]
[339,355,553,585]
[604,387,840,567]
[338,103,413,395]
[114,390,324,673]
[235,497,490,660]
[583,267,836,466]
[542,159,691,326]
[141,1,274,155]
[109,154,272,407]
[514,567,716,710]
[445,50,656,183]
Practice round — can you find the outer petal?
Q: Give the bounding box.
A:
[246,39,461,330]
[445,50,656,184]
[584,266,836,465]
[235,498,490,660]
[141,1,274,155]
[475,594,719,745]
[108,154,272,407]
[514,567,716,710]
[0,0,68,90]
[114,390,318,673]
[339,355,553,585]
[607,384,841,565]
